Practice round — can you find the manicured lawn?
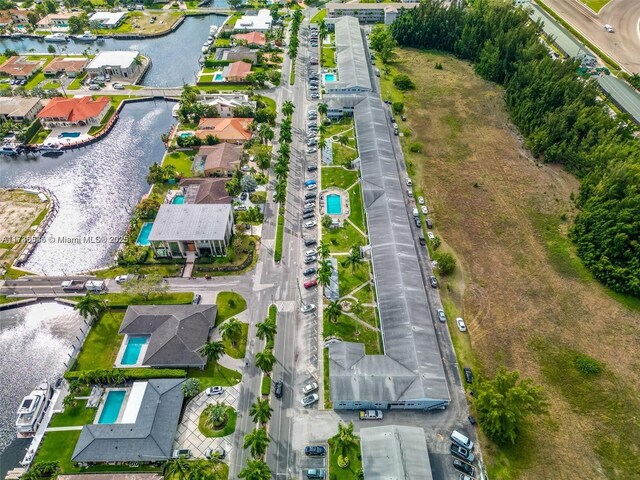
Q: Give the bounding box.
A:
[88,106,116,135]
[322,222,366,254]
[0,295,15,305]
[274,211,285,261]
[338,261,370,298]
[359,306,379,329]
[348,183,366,232]
[93,263,184,278]
[215,292,247,325]
[163,150,195,177]
[323,312,380,354]
[198,406,237,437]
[321,166,358,190]
[221,321,248,359]
[321,46,336,68]
[67,72,87,90]
[325,118,353,138]
[25,72,46,90]
[49,400,96,427]
[250,191,267,204]
[34,431,81,473]
[351,282,375,305]
[71,292,194,308]
[261,375,271,396]
[332,142,358,165]
[328,438,362,480]
[256,94,276,114]
[311,9,327,23]
[42,81,61,90]
[72,311,125,371]
[579,0,610,11]
[188,362,242,391]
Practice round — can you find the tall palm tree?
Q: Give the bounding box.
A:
[243,427,270,458]
[318,123,328,137]
[341,245,363,273]
[200,340,225,365]
[255,319,277,344]
[274,162,288,181]
[220,318,243,347]
[282,100,295,118]
[204,401,228,429]
[274,182,287,204]
[317,241,331,260]
[238,458,271,480]
[255,152,271,173]
[333,421,358,461]
[186,460,211,480]
[249,398,273,425]
[325,300,343,324]
[318,136,328,152]
[338,135,349,146]
[317,262,332,289]
[163,164,178,180]
[162,458,191,480]
[317,102,328,117]
[73,294,105,321]
[255,349,276,374]
[258,125,274,144]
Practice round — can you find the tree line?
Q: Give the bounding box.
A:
[391,0,639,296]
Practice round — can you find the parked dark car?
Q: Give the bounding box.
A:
[307,164,318,172]
[303,207,315,215]
[426,218,434,229]
[453,459,474,476]
[415,217,421,228]
[240,192,248,200]
[463,367,473,384]
[429,276,438,288]
[468,415,477,425]
[304,238,317,247]
[305,445,326,457]
[450,443,475,463]
[303,267,317,276]
[303,212,315,220]
[419,236,426,246]
[305,192,317,200]
[274,381,283,398]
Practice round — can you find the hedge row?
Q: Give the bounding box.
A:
[274,212,285,262]
[65,368,187,381]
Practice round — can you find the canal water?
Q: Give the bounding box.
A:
[0,100,175,275]
[0,302,85,477]
[0,13,227,86]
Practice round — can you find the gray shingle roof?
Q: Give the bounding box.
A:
[328,94,450,406]
[360,425,433,480]
[119,305,216,367]
[148,204,232,242]
[71,379,184,463]
[334,16,372,91]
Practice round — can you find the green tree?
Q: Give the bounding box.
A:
[325,300,342,324]
[238,458,271,480]
[146,162,165,185]
[137,197,160,218]
[392,102,404,114]
[436,252,456,276]
[201,340,225,364]
[243,427,270,458]
[249,398,273,425]
[282,100,295,118]
[182,378,200,398]
[274,181,287,204]
[332,421,358,468]
[255,349,276,374]
[204,401,228,428]
[255,152,271,173]
[62,393,77,409]
[341,245,362,273]
[369,24,396,64]
[321,215,333,229]
[29,461,60,478]
[47,45,56,54]
[227,0,242,8]
[220,318,243,347]
[162,458,191,480]
[317,258,333,289]
[121,274,168,301]
[317,240,331,260]
[317,102,328,117]
[73,294,105,321]
[393,74,415,90]
[475,368,547,445]
[256,318,277,344]
[431,236,442,250]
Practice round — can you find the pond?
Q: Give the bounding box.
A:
[0,13,228,86]
[0,100,175,274]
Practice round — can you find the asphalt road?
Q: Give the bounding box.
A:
[539,0,640,73]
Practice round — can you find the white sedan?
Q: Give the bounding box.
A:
[427,231,435,240]
[304,221,317,229]
[421,206,428,215]
[418,196,425,205]
[456,318,467,332]
[303,381,319,394]
[206,386,224,396]
[301,304,316,313]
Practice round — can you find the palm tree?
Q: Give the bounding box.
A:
[274,181,287,204]
[255,349,276,374]
[326,300,343,324]
[201,340,225,366]
[318,136,328,152]
[256,318,277,344]
[249,398,273,425]
[238,458,271,480]
[317,241,331,260]
[204,401,228,429]
[163,458,191,480]
[220,318,243,348]
[318,102,328,117]
[317,260,332,289]
[163,164,178,180]
[73,294,105,322]
[318,19,327,42]
[243,427,270,458]
[342,245,363,273]
[258,125,274,144]
[255,152,271,173]
[338,135,349,146]
[318,123,328,137]
[351,300,364,317]
[333,421,358,465]
[274,162,288,181]
[282,100,295,118]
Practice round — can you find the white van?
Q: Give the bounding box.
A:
[85,280,106,293]
[412,208,419,218]
[451,430,474,450]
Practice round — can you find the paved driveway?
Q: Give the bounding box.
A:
[174,385,240,459]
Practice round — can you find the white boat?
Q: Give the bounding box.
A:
[202,46,209,53]
[207,35,213,41]
[16,381,52,438]
[73,31,97,42]
[171,103,180,117]
[203,40,212,47]
[10,32,23,38]
[44,33,68,43]
[0,143,21,156]
[209,25,218,36]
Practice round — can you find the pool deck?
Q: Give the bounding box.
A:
[114,334,150,368]
[94,388,130,424]
[320,187,350,223]
[44,126,92,146]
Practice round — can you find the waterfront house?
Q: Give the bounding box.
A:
[117,305,216,369]
[233,31,267,47]
[216,46,258,64]
[203,93,256,118]
[37,12,80,31]
[0,11,12,28]
[43,57,89,78]
[221,61,252,82]
[179,178,232,204]
[234,9,272,32]
[195,117,253,144]
[71,379,184,464]
[8,9,30,25]
[148,204,234,258]
[89,11,127,29]
[0,56,42,80]
[0,97,43,123]
[193,143,243,177]
[37,96,110,128]
[86,51,141,80]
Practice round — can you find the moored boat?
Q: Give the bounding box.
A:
[0,143,21,156]
[44,33,68,43]
[210,25,218,36]
[73,30,97,42]
[15,381,52,438]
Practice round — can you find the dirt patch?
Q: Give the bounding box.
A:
[0,189,46,239]
[394,49,640,479]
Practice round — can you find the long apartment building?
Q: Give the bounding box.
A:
[326,2,419,25]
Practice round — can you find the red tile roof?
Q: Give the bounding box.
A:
[0,56,41,77]
[38,96,110,122]
[195,117,253,141]
[225,61,252,79]
[233,31,266,46]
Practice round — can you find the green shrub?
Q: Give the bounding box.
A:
[574,354,602,376]
[393,74,415,90]
[409,142,424,153]
[261,375,271,395]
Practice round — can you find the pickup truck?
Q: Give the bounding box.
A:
[61,280,85,290]
[359,410,383,420]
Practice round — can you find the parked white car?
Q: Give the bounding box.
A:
[421,206,429,215]
[304,221,317,229]
[302,381,319,394]
[418,196,424,205]
[456,318,467,332]
[206,386,224,396]
[301,304,316,313]
[427,231,435,240]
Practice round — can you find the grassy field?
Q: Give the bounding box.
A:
[579,0,610,11]
[321,167,358,190]
[324,312,380,355]
[220,321,248,359]
[72,311,126,371]
[321,46,336,68]
[215,291,247,325]
[163,150,195,177]
[328,437,362,480]
[322,222,365,254]
[198,406,237,437]
[49,400,96,427]
[187,361,242,391]
[388,48,640,480]
[0,189,48,267]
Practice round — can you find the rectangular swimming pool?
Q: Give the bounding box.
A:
[327,194,342,215]
[121,336,148,365]
[98,390,126,424]
[135,222,153,246]
[172,195,185,204]
[323,73,336,83]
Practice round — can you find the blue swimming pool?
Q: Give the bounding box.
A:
[172,195,185,204]
[98,390,126,424]
[58,132,81,138]
[213,72,224,82]
[136,222,153,246]
[179,132,193,139]
[327,194,342,215]
[323,73,336,83]
[121,336,148,365]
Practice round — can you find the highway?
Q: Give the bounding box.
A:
[538,0,640,73]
